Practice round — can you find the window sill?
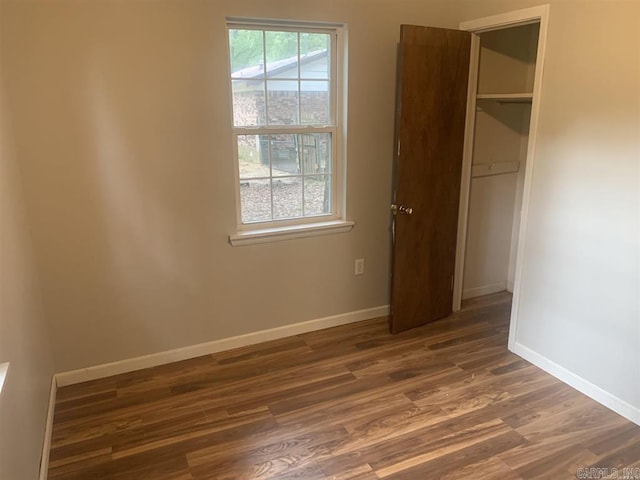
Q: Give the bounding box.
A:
[229,219,355,246]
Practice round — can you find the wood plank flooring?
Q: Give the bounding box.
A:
[48,293,640,479]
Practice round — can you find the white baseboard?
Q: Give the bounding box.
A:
[56,305,390,387]
[462,282,507,300]
[39,375,57,480]
[512,342,640,427]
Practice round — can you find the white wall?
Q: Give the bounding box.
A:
[0,0,461,373]
[0,37,55,480]
[463,100,530,298]
[460,0,640,417]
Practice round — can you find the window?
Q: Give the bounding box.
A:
[227,19,352,245]
[0,362,8,397]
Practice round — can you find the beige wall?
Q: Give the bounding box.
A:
[0,40,55,480]
[0,0,461,372]
[460,0,640,411]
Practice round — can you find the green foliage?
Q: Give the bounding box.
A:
[229,29,328,73]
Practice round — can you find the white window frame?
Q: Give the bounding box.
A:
[226,18,353,246]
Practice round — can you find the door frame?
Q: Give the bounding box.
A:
[452,5,550,351]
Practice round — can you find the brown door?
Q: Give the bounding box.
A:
[390,25,471,333]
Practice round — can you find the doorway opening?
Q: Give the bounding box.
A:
[453,7,549,350]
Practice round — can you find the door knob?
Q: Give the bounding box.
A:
[391,204,413,215]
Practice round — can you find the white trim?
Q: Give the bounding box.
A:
[235,209,343,233]
[55,305,389,387]
[453,33,480,312]
[508,5,549,350]
[459,5,549,33]
[229,219,354,246]
[513,342,640,427]
[335,24,348,222]
[462,282,507,300]
[39,376,57,480]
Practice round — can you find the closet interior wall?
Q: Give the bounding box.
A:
[462,23,540,300]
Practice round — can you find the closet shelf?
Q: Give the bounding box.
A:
[472,161,520,178]
[476,93,533,103]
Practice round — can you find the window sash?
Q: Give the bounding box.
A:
[228,28,337,129]
[233,127,339,229]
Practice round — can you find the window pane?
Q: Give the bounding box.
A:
[240,179,272,223]
[300,81,329,125]
[270,135,300,176]
[238,135,269,180]
[229,29,265,75]
[265,31,298,79]
[232,80,265,127]
[298,133,331,174]
[273,177,302,219]
[316,133,332,173]
[300,33,329,79]
[304,175,332,216]
[267,80,299,125]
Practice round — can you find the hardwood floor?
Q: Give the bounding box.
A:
[48,293,640,479]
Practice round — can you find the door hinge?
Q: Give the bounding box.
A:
[397,140,401,157]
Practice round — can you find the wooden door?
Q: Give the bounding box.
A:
[390,25,471,333]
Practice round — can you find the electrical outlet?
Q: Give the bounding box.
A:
[355,258,365,275]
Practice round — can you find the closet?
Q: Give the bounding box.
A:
[460,22,540,300]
